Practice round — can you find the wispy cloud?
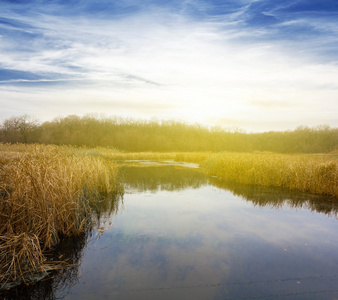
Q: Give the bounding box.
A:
[0,0,337,131]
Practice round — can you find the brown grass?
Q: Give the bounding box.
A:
[108,150,338,198]
[0,144,122,286]
[201,152,338,198]
[0,233,45,284]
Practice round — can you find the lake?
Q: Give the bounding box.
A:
[2,161,338,299]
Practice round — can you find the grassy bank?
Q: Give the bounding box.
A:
[201,152,338,198]
[109,150,338,198]
[0,144,122,287]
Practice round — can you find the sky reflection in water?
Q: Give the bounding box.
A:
[5,164,337,300]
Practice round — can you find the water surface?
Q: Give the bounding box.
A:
[3,162,338,299]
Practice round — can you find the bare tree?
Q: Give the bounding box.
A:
[0,115,39,143]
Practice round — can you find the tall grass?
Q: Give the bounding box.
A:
[110,151,338,198]
[0,144,122,286]
[201,152,338,198]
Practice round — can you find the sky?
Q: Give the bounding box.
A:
[0,0,337,132]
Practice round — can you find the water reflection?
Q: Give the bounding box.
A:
[122,165,338,217]
[0,194,122,300]
[0,233,87,300]
[121,165,207,192]
[54,164,338,299]
[210,178,338,218]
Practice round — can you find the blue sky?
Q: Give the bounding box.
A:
[0,0,337,131]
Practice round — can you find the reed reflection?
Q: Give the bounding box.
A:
[210,177,338,218]
[0,234,87,300]
[121,165,338,217]
[0,194,122,300]
[121,165,207,192]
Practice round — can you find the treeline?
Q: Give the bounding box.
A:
[0,114,337,153]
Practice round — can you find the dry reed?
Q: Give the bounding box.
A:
[201,152,338,198]
[0,144,122,286]
[0,233,45,284]
[109,151,338,197]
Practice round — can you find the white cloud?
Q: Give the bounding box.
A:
[0,2,337,131]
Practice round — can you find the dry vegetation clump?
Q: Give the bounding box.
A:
[0,144,122,287]
[201,153,338,198]
[0,233,45,285]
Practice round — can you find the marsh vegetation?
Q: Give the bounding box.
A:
[201,152,338,198]
[0,144,122,287]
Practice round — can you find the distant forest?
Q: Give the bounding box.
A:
[0,115,337,153]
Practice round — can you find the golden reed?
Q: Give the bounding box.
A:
[201,152,338,198]
[0,144,122,286]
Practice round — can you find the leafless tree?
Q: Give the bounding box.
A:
[1,115,39,143]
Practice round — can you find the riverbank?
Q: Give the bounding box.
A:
[201,152,338,198]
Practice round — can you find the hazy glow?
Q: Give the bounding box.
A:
[0,0,338,131]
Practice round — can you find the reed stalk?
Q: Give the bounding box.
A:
[0,144,122,286]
